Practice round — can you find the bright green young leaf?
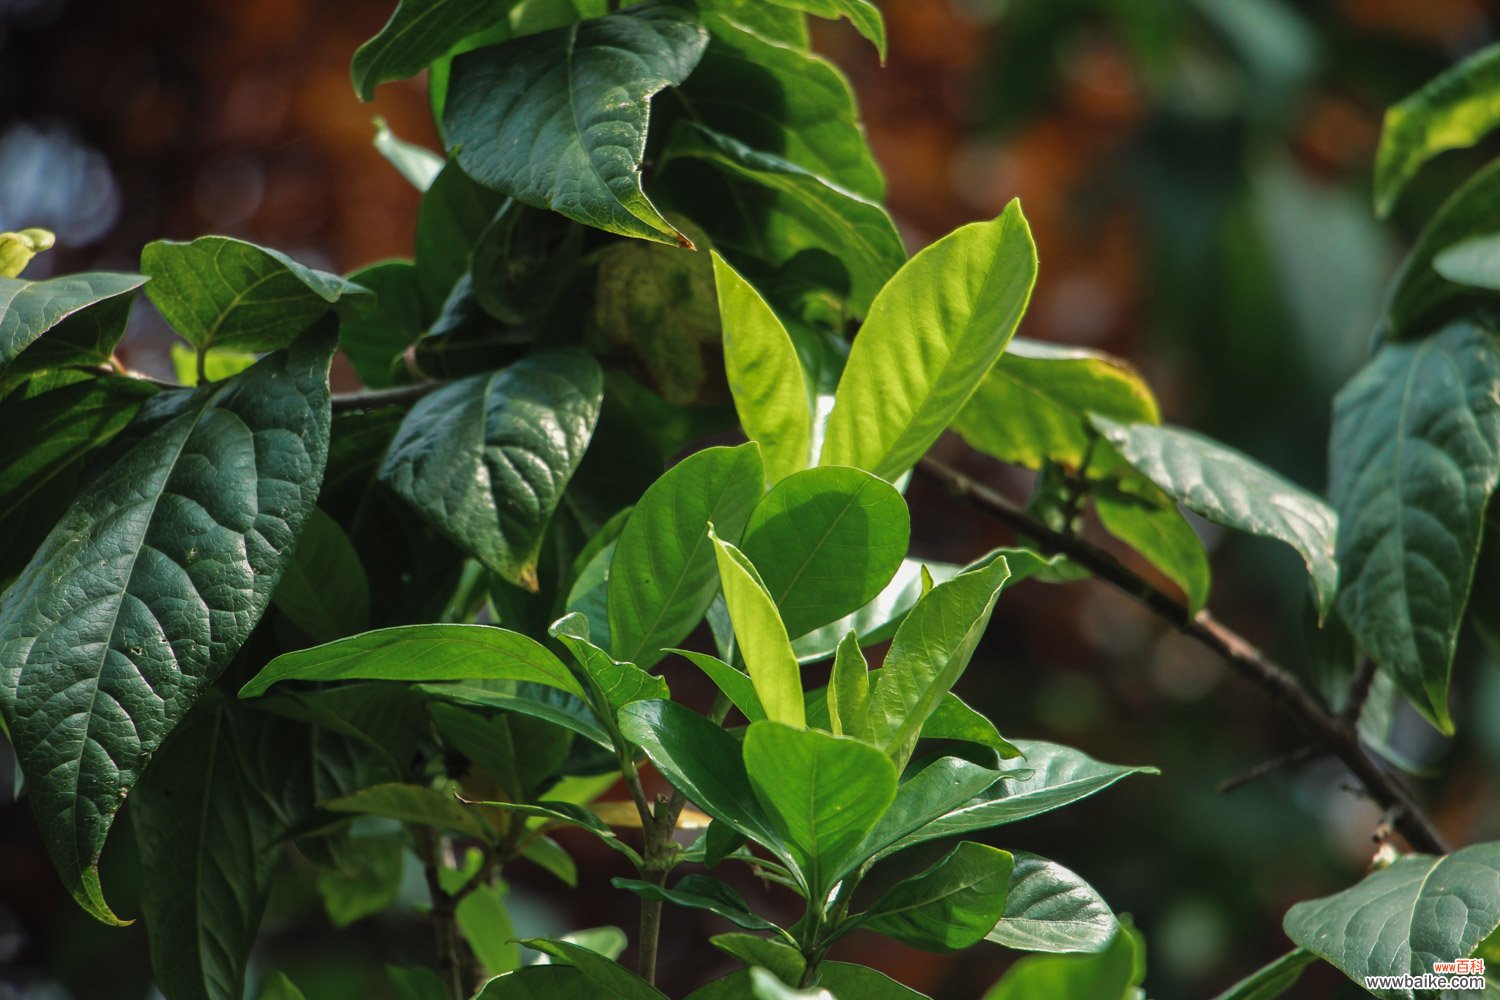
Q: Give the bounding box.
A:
[0,227,54,278]
[713,252,812,483]
[827,630,868,737]
[709,527,805,726]
[611,874,780,932]
[352,0,515,101]
[763,0,884,59]
[1092,418,1338,620]
[1378,157,1500,340]
[373,118,444,190]
[519,937,669,1000]
[618,700,786,853]
[857,842,1015,952]
[804,675,1021,758]
[0,271,145,374]
[982,923,1145,1000]
[688,962,929,1000]
[444,3,708,246]
[987,851,1119,955]
[380,351,603,590]
[863,558,1012,763]
[871,741,1155,860]
[0,334,334,924]
[1094,478,1212,614]
[326,783,491,840]
[1330,322,1500,733]
[820,201,1038,482]
[1284,842,1500,1000]
[1209,949,1316,1000]
[660,123,904,316]
[742,720,897,892]
[240,624,586,699]
[142,236,372,354]
[685,13,883,199]
[530,925,629,963]
[953,338,1159,472]
[169,343,258,386]
[1374,42,1500,218]
[607,442,764,668]
[550,612,668,712]
[710,934,806,986]
[740,466,909,638]
[271,508,371,643]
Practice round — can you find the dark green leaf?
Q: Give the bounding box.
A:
[1374,43,1500,218]
[676,649,764,721]
[710,934,806,985]
[0,271,144,375]
[0,333,334,923]
[742,720,897,892]
[414,161,507,309]
[1330,322,1500,733]
[741,466,909,638]
[472,200,584,324]
[1093,477,1211,614]
[258,973,307,1000]
[472,965,595,998]
[420,681,612,749]
[987,851,1119,954]
[380,351,603,590]
[1209,949,1317,1000]
[326,782,491,839]
[271,508,371,643]
[982,923,1145,1000]
[352,0,516,101]
[790,558,962,662]
[445,3,709,245]
[1284,843,1500,1000]
[612,874,780,931]
[856,756,1011,863]
[857,842,1014,952]
[338,260,426,388]
[1092,418,1337,620]
[314,835,405,928]
[607,443,764,668]
[388,966,449,1000]
[241,624,586,699]
[142,237,371,354]
[518,938,668,1000]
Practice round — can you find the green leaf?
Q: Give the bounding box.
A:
[710,934,806,985]
[987,851,1119,955]
[748,969,832,1000]
[388,966,449,1000]
[857,842,1015,952]
[169,343,258,386]
[1374,43,1500,218]
[870,741,1155,860]
[272,508,371,643]
[258,973,307,1000]
[132,700,290,1000]
[472,966,595,998]
[420,681,612,749]
[982,923,1145,1000]
[0,333,334,923]
[241,624,586,699]
[339,260,426,389]
[790,558,963,662]
[0,271,145,374]
[826,630,868,737]
[953,339,1159,472]
[518,938,669,1000]
[352,0,516,101]
[713,252,812,483]
[0,227,54,278]
[550,612,668,714]
[612,874,780,932]
[373,118,444,190]
[142,236,371,354]
[660,123,904,317]
[470,800,640,865]
[856,756,1011,861]
[414,161,507,309]
[326,782,491,839]
[428,700,572,801]
[531,925,629,963]
[457,880,521,975]
[688,963,929,1000]
[379,351,603,590]
[1209,949,1316,1000]
[1330,322,1500,733]
[1094,478,1211,614]
[863,558,1012,764]
[742,720,897,892]
[1434,232,1500,292]
[762,0,884,59]
[820,202,1037,482]
[741,466,909,638]
[1284,843,1500,1000]
[1379,157,1500,340]
[709,528,805,726]
[473,200,585,325]
[444,2,709,246]
[1092,418,1338,620]
[676,649,765,722]
[685,13,882,199]
[315,836,405,928]
[919,691,1022,759]
[618,700,785,852]
[607,443,764,668]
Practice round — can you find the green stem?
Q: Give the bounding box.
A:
[415,827,467,1000]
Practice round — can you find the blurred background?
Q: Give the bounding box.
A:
[5,0,1500,997]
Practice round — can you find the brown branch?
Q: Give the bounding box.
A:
[331,381,443,412]
[914,455,1450,855]
[1218,744,1325,794]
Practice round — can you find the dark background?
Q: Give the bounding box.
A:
[4,1,1500,997]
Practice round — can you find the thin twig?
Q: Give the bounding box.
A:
[914,455,1450,855]
[1219,744,1325,794]
[1339,657,1378,729]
